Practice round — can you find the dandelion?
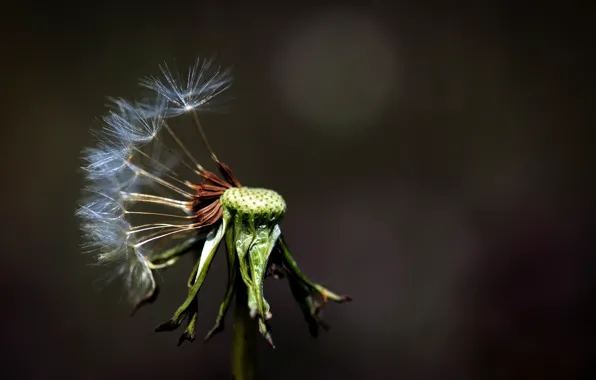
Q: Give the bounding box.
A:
[77,57,351,378]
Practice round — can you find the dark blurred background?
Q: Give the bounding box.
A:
[1,1,592,379]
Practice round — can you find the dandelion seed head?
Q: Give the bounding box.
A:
[78,56,352,350]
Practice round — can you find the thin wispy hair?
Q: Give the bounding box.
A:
[78,56,233,305]
[140,57,233,116]
[81,143,132,180]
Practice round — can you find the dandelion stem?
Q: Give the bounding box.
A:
[232,282,256,380]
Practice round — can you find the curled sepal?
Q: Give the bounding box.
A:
[234,214,255,293]
[244,224,280,346]
[155,216,228,336]
[204,229,239,342]
[247,224,281,321]
[258,317,275,348]
[276,236,352,324]
[287,272,329,337]
[178,297,199,346]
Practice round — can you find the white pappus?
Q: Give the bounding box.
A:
[77,57,232,305]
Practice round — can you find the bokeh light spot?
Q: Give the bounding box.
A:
[271,9,401,137]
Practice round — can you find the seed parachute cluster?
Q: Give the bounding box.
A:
[77,57,351,346]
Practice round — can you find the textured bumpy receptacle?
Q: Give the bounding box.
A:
[220,187,286,223]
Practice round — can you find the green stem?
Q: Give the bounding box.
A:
[232,282,256,380]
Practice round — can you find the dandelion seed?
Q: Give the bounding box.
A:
[81,144,131,180]
[140,57,232,116]
[77,57,351,351]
